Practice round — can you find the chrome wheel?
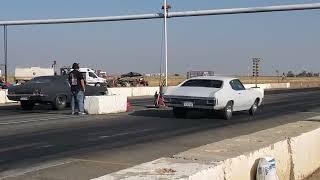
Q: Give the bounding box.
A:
[249,100,259,116]
[223,101,233,120]
[57,97,65,105]
[226,105,232,118]
[53,95,67,110]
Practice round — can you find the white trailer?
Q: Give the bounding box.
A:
[15,67,54,81]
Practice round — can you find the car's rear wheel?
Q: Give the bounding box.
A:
[173,107,187,118]
[249,99,259,116]
[52,95,67,110]
[222,101,233,120]
[20,101,34,110]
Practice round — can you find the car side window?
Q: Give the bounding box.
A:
[89,72,97,78]
[230,79,245,91]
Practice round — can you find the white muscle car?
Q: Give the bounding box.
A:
[164,76,263,120]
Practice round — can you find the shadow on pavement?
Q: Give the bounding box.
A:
[129,108,250,120]
[0,104,71,115]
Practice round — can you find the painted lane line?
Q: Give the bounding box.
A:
[39,144,55,148]
[70,158,134,166]
[0,114,73,121]
[0,116,77,125]
[0,114,74,122]
[87,129,155,141]
[98,128,154,139]
[0,143,44,153]
[98,132,131,139]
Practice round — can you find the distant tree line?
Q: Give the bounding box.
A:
[286,70,320,77]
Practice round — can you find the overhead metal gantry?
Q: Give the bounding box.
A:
[1,2,320,84]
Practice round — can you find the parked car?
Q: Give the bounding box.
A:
[116,72,148,87]
[7,75,107,110]
[164,76,263,120]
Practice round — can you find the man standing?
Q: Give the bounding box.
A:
[68,63,86,115]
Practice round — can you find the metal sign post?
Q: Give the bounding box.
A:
[163,0,168,86]
[252,58,262,88]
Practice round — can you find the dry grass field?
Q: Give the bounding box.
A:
[145,75,320,88]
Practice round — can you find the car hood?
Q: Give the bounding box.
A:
[164,86,221,98]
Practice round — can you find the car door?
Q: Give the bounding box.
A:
[62,78,72,102]
[229,79,250,111]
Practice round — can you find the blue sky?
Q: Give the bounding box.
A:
[0,0,320,75]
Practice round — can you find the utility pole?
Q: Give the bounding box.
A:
[162,0,171,86]
[3,26,8,83]
[252,58,262,87]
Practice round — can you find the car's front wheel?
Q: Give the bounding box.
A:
[52,95,67,110]
[20,101,34,110]
[222,101,233,120]
[173,107,187,118]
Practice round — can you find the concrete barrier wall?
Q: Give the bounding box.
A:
[108,88,133,97]
[0,89,17,104]
[4,89,17,103]
[270,82,290,89]
[244,83,271,89]
[84,95,127,114]
[93,120,320,180]
[244,83,290,89]
[132,87,159,96]
[290,82,320,89]
[0,90,6,104]
[223,140,291,180]
[290,127,320,180]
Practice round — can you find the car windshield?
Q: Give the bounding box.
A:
[181,79,223,88]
